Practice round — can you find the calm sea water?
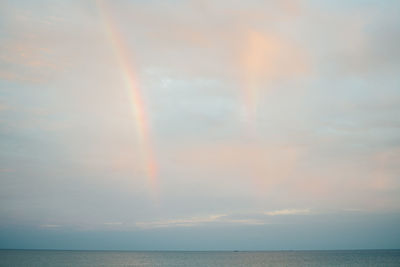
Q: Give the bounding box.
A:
[0,250,399,266]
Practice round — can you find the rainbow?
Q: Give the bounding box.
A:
[96,0,158,198]
[241,29,275,135]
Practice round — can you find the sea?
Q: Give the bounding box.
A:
[0,250,399,266]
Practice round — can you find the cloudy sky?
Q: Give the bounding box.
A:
[1,0,399,250]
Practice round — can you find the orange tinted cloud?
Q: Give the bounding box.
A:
[174,142,301,196]
[239,29,309,130]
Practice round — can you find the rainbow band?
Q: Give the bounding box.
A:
[97,0,158,197]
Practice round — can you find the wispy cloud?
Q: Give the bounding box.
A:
[40,224,61,228]
[136,214,226,229]
[265,209,311,216]
[103,222,123,225]
[136,214,265,229]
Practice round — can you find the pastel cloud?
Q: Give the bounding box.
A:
[265,209,311,216]
[40,224,61,228]
[136,211,301,229]
[0,1,111,84]
[136,214,228,229]
[0,0,399,249]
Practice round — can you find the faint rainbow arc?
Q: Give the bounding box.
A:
[241,29,272,135]
[96,0,158,197]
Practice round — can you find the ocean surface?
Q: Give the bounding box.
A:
[0,250,399,266]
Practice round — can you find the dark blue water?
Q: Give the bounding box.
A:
[0,250,399,266]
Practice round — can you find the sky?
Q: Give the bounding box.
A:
[0,0,400,250]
